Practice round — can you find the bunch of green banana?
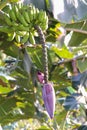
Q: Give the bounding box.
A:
[1,3,48,44]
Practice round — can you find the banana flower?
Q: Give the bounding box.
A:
[42,82,55,119]
[37,71,45,84]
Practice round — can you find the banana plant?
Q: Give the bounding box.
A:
[0,1,87,129]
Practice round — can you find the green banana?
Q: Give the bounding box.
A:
[37,11,48,30]
[11,4,19,18]
[0,26,12,33]
[37,11,43,22]
[21,33,29,43]
[12,21,18,28]
[15,24,29,31]
[28,9,33,22]
[40,17,48,30]
[29,32,35,44]
[16,11,29,27]
[9,10,17,21]
[43,15,48,25]
[43,11,47,19]
[32,6,36,19]
[38,11,47,23]
[35,8,39,18]
[4,14,12,26]
[41,23,48,31]
[7,32,15,41]
[16,31,25,37]
[23,11,30,23]
[15,34,21,43]
[16,3,23,11]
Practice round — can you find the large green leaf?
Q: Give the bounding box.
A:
[27,46,53,71]
[68,32,87,47]
[55,109,67,124]
[65,21,84,29]
[51,46,73,59]
[0,52,35,126]
[0,88,35,126]
[27,47,43,71]
[77,59,87,72]
[65,21,87,46]
[50,65,71,91]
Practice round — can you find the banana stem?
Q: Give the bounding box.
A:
[65,27,87,34]
[0,0,9,10]
[54,54,86,66]
[34,25,48,83]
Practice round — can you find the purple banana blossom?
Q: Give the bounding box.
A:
[42,82,55,119]
[37,71,45,84]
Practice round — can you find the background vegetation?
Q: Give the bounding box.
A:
[0,0,87,130]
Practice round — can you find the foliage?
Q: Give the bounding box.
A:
[0,0,87,130]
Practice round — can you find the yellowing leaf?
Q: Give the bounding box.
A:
[51,46,73,59]
[16,102,25,108]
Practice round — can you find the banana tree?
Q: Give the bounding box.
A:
[0,0,87,130]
